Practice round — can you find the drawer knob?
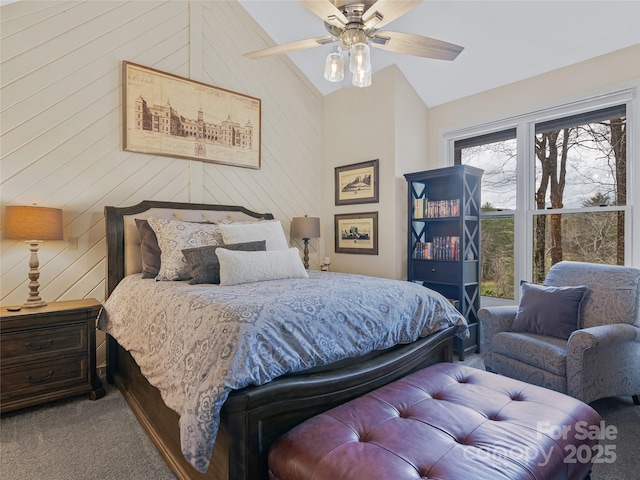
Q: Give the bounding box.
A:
[432,268,437,272]
[25,339,53,350]
[26,371,54,383]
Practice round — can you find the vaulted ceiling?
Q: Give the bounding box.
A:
[238,0,640,107]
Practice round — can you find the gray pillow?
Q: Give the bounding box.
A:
[135,219,161,279]
[512,282,589,339]
[182,240,266,284]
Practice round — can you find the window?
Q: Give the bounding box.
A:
[455,129,517,299]
[451,95,630,302]
[532,105,626,282]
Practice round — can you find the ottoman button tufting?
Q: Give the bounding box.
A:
[268,363,601,480]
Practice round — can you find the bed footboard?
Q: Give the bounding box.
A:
[107,326,455,480]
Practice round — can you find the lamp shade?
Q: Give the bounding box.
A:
[3,206,63,241]
[290,216,320,239]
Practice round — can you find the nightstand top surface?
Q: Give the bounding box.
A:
[0,299,101,320]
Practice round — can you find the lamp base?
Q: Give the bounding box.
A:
[302,238,310,269]
[23,298,47,308]
[23,240,47,308]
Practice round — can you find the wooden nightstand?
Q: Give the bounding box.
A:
[0,299,105,413]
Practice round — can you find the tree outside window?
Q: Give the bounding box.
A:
[455,104,627,297]
[533,106,626,281]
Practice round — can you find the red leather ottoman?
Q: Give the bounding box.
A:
[268,363,601,480]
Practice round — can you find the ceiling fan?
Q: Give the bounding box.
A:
[244,0,464,87]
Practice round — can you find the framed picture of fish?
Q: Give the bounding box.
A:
[334,159,379,205]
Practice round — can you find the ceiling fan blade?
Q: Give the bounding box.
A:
[371,31,464,61]
[244,36,336,60]
[302,0,348,28]
[363,0,420,30]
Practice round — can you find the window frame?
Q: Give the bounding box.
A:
[442,89,634,303]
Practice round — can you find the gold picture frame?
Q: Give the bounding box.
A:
[122,61,261,169]
[335,212,378,255]
[335,159,379,205]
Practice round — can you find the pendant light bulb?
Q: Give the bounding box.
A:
[352,69,372,88]
[349,43,371,75]
[324,47,344,82]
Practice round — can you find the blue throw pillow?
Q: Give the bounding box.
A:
[511,282,589,339]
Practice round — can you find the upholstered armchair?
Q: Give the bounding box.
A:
[479,261,640,405]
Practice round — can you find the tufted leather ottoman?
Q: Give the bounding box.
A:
[268,363,601,480]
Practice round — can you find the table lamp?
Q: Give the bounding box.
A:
[290,216,320,269]
[3,205,64,308]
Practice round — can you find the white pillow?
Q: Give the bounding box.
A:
[216,248,309,286]
[218,220,288,251]
[147,217,223,281]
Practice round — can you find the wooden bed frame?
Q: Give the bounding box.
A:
[104,200,456,480]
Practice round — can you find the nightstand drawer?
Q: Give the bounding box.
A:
[1,324,88,363]
[1,355,88,400]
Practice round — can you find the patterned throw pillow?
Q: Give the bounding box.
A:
[146,217,224,281]
[182,240,266,284]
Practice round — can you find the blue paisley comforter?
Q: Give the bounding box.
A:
[98,271,468,473]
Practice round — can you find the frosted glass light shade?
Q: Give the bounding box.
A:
[349,43,371,74]
[352,69,372,88]
[324,50,344,82]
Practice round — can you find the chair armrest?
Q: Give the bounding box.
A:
[568,323,640,352]
[567,324,640,403]
[478,306,518,370]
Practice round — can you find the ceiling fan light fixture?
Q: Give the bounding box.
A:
[352,69,372,88]
[324,47,345,82]
[349,42,371,75]
[244,0,464,92]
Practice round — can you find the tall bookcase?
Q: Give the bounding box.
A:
[404,165,483,360]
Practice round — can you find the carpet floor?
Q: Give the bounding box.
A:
[1,355,638,479]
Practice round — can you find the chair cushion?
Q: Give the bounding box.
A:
[512,282,588,339]
[492,331,567,376]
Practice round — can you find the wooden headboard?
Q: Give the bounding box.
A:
[104,200,274,297]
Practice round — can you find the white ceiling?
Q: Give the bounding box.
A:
[238,0,640,107]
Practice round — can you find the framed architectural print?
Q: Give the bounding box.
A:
[123,61,261,169]
[334,212,378,255]
[335,159,379,205]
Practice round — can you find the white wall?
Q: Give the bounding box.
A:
[0,0,323,365]
[322,66,429,279]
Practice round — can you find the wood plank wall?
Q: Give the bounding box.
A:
[0,0,324,368]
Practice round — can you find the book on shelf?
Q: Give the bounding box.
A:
[425,198,460,218]
[413,198,462,219]
[414,236,460,260]
[413,198,425,218]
